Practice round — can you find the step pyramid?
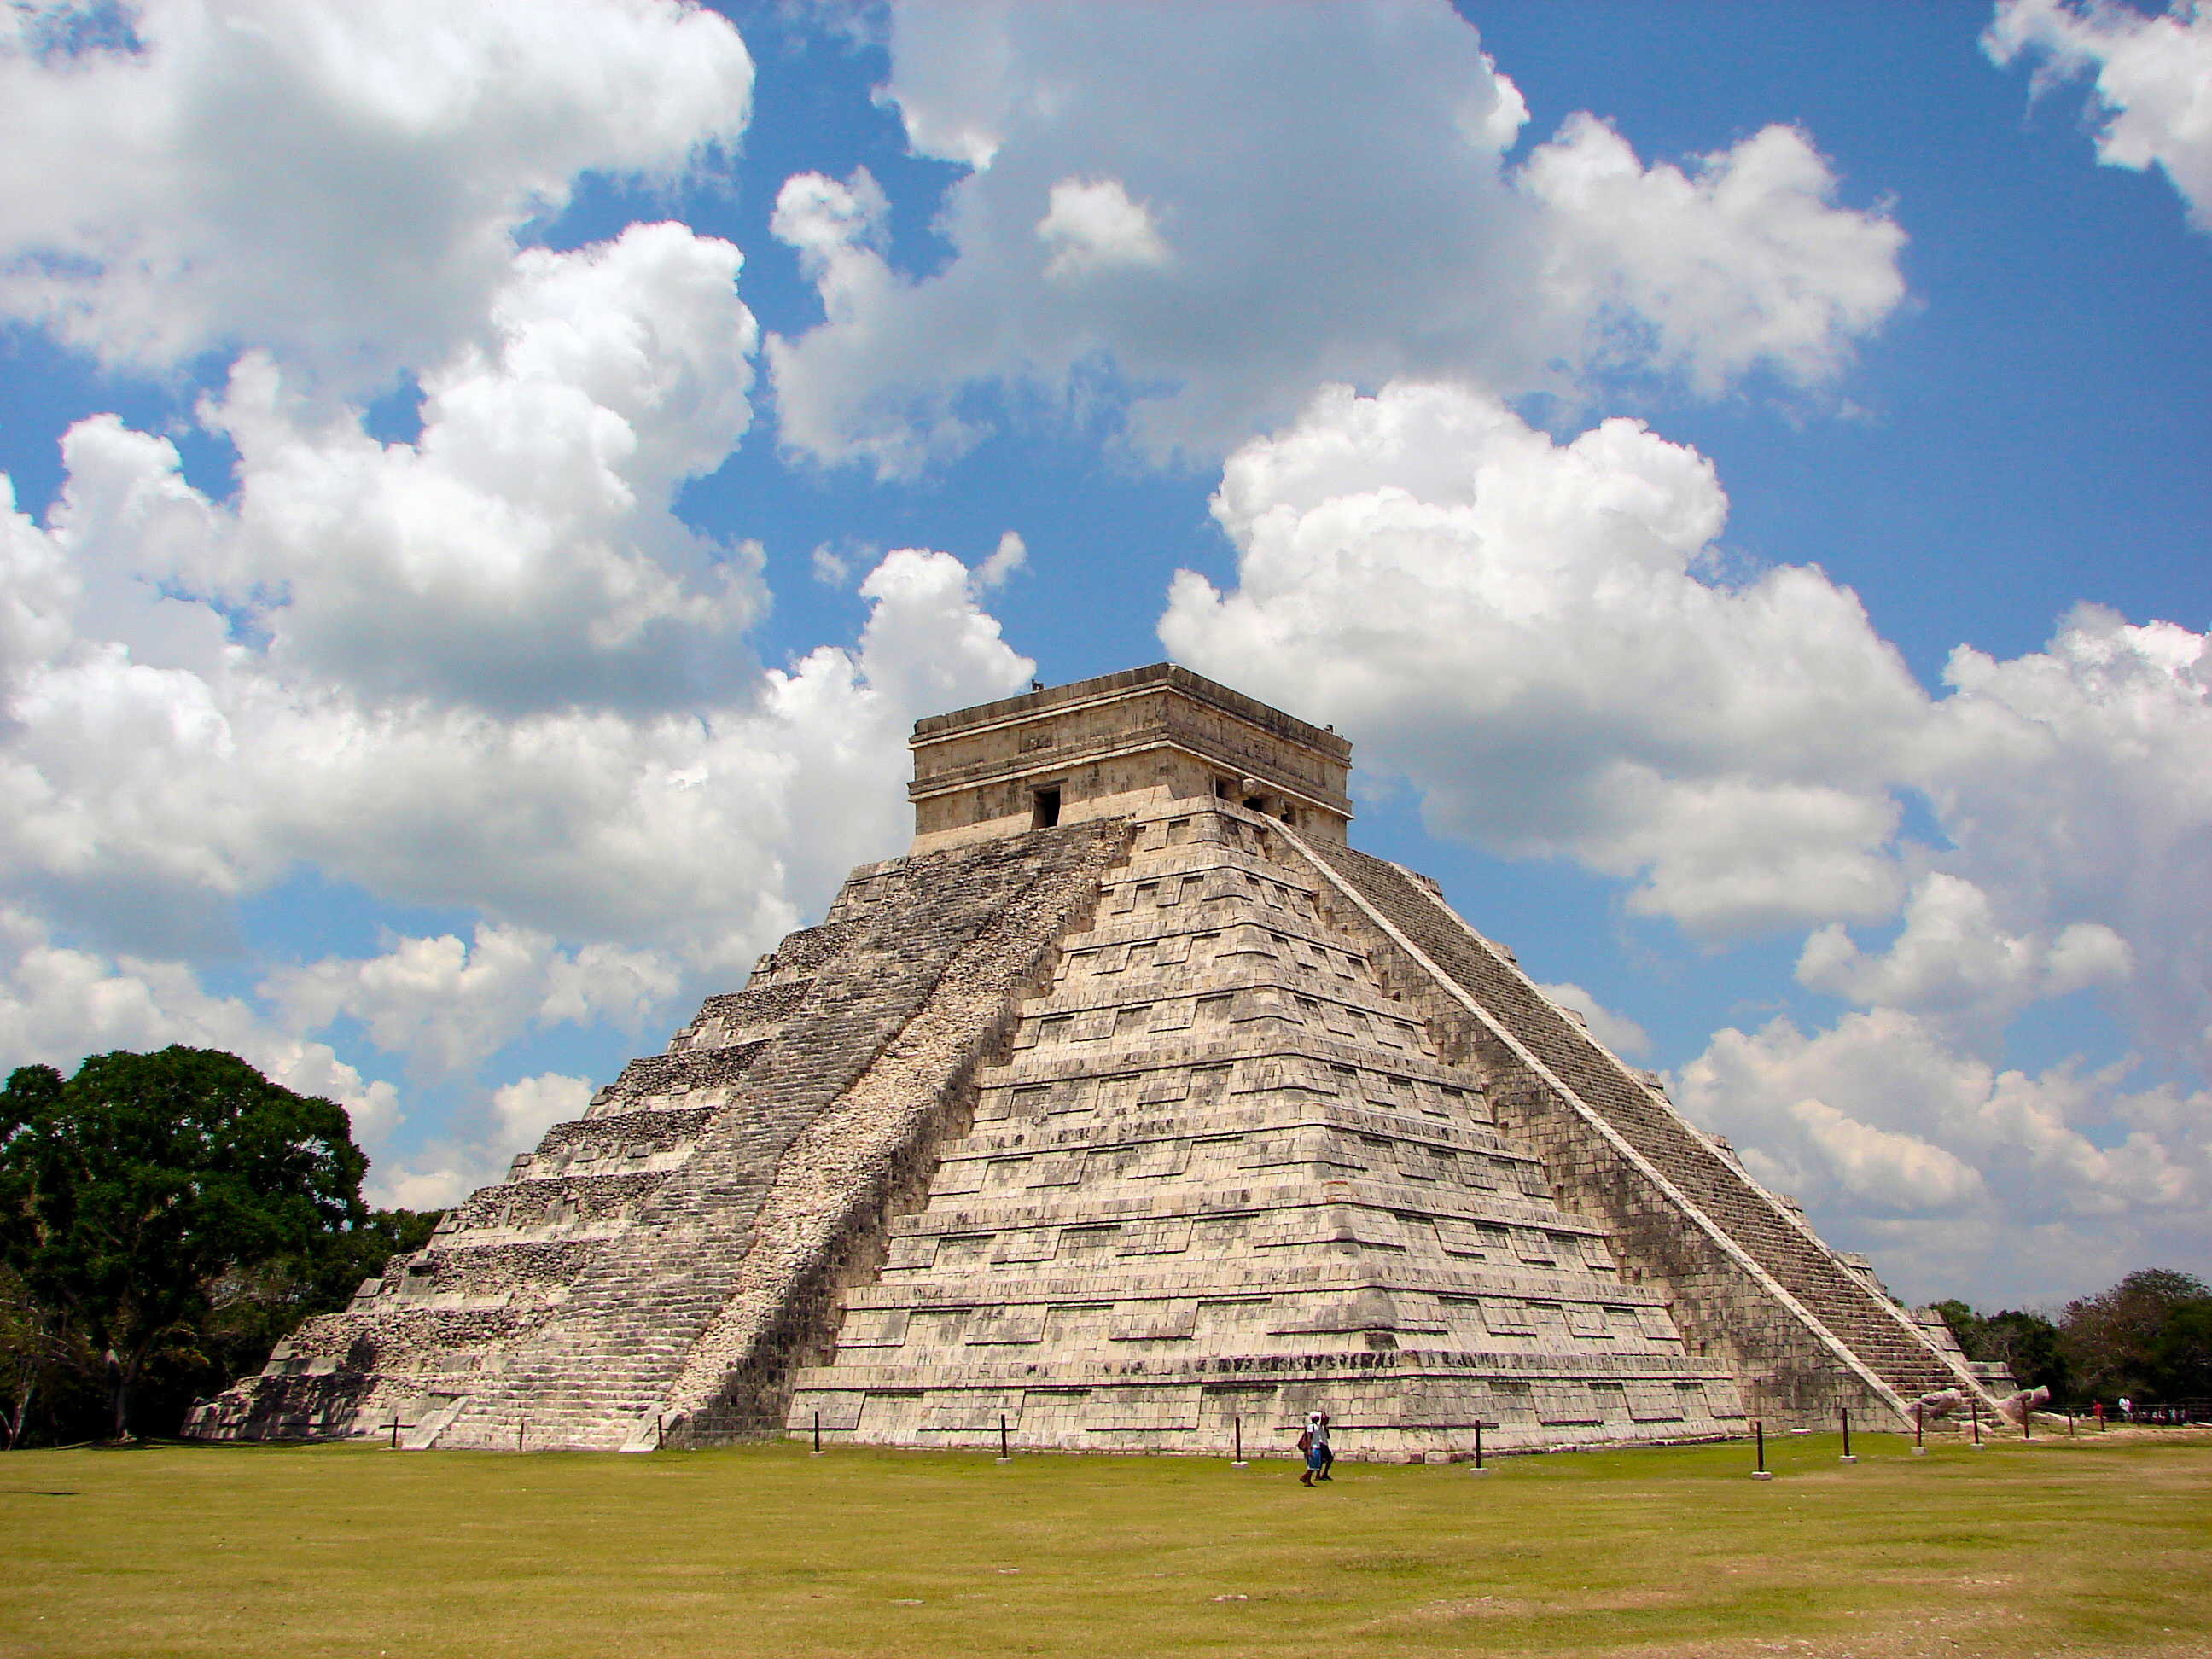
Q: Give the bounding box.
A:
[187,665,1998,1456]
[783,800,1751,1453]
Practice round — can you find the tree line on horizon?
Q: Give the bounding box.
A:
[1,1047,439,1447]
[2,1047,2207,1447]
[1932,1271,2212,1411]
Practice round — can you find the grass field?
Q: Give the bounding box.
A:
[3,1429,2208,1659]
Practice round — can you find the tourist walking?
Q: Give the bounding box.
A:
[1296,1411,1335,1485]
[1298,1411,1327,1486]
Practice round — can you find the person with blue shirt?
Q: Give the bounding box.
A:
[1298,1411,1334,1485]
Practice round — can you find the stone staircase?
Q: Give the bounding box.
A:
[1292,835,1983,1416]
[189,662,2002,1453]
[187,822,1125,1448]
[785,802,1747,1456]
[432,822,1125,1450]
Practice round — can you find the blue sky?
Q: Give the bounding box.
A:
[1,0,2205,1307]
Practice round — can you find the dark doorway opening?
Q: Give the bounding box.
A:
[1032,787,1062,829]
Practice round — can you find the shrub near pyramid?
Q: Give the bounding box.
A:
[189,667,1996,1455]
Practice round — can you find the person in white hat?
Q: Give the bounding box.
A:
[1298,1411,1334,1485]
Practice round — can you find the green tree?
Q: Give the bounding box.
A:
[0,1047,367,1440]
[2060,1269,2212,1403]
[2145,1299,2212,1401]
[1931,1299,1982,1348]
[0,1264,79,1448]
[1978,1310,2069,1400]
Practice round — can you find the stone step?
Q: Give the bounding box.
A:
[1300,836,1979,1406]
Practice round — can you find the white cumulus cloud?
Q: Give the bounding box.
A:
[264,925,680,1080]
[1784,1096,1989,1216]
[1162,378,2210,1301]
[766,0,1902,474]
[1918,607,2212,1078]
[1678,1009,2208,1301]
[492,1072,597,1149]
[3,286,1035,1180]
[0,0,754,381]
[1520,114,1906,394]
[1038,178,1172,278]
[1161,383,2210,1066]
[1798,872,2133,1041]
[1,492,1033,981]
[0,533,1033,1194]
[974,530,1027,591]
[49,220,763,718]
[0,905,401,1146]
[1985,0,2212,230]
[1161,380,1927,938]
[1535,982,1653,1059]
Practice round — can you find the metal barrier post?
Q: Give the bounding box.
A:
[1752,1420,1773,1480]
[1840,1407,1855,1464]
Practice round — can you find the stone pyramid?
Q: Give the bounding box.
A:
[189,666,2000,1456]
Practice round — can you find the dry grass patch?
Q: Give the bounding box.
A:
[2,1430,2207,1658]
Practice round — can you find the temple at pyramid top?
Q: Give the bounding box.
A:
[189,663,2009,1457]
[910,663,1353,848]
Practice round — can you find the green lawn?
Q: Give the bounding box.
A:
[3,1430,2207,1659]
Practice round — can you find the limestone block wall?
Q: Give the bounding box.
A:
[910,665,1353,846]
[184,820,1126,1448]
[186,670,1982,1458]
[1277,828,1998,1429]
[787,802,1745,1459]
[655,820,1132,1444]
[185,962,803,1444]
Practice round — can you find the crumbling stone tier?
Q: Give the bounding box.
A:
[188,664,2006,1456]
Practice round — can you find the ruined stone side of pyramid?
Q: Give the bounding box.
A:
[183,821,1132,1450]
[1281,832,1987,1429]
[183,663,2005,1453]
[780,667,2003,1452]
[785,798,1754,1456]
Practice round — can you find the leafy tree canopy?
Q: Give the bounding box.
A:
[1941,1269,2212,1406]
[0,1046,369,1438]
[2062,1269,2212,1403]
[2146,1300,2212,1400]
